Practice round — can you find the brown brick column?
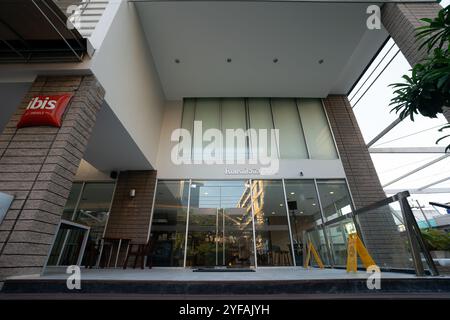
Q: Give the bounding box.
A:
[104,171,157,244]
[324,96,386,208]
[0,75,105,279]
[323,95,409,268]
[382,2,442,66]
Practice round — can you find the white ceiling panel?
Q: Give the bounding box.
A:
[136,2,388,99]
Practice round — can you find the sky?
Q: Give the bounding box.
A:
[348,0,450,213]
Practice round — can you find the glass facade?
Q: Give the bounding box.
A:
[284,180,329,266]
[151,180,189,267]
[316,180,356,266]
[181,98,338,160]
[47,182,116,267]
[150,179,355,268]
[185,180,254,267]
[73,183,115,244]
[252,180,293,266]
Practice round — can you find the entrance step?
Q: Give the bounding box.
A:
[2,278,450,298]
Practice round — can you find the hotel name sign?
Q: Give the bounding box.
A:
[224,167,304,177]
[16,94,73,129]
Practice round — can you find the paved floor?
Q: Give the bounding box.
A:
[8,267,422,281]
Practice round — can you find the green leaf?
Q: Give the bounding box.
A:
[420,18,433,23]
[437,74,449,88]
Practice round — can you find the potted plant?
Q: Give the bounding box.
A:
[390,5,450,150]
[421,228,450,259]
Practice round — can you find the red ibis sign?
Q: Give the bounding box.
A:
[16,94,73,129]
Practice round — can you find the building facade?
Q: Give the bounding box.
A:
[0,0,443,279]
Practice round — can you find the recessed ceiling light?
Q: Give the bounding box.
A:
[273,58,278,63]
[318,59,324,64]
[174,59,180,64]
[329,191,334,194]
[271,212,276,215]
[300,211,304,214]
[279,203,283,207]
[227,58,232,63]
[290,192,295,195]
[312,203,316,206]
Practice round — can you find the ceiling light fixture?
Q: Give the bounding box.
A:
[279,203,284,207]
[329,191,334,195]
[312,203,316,206]
[290,192,295,195]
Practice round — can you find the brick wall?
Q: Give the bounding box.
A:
[0,75,105,279]
[104,170,157,244]
[382,2,443,66]
[324,96,385,208]
[324,95,409,268]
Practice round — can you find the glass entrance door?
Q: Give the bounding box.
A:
[186,180,255,268]
[47,220,90,266]
[221,207,254,267]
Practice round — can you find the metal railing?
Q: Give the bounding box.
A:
[326,191,439,276]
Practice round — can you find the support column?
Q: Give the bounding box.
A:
[324,95,409,268]
[382,2,443,66]
[0,75,105,279]
[104,170,157,245]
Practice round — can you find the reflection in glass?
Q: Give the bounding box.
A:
[73,183,115,244]
[186,180,254,268]
[59,227,85,265]
[48,182,115,267]
[47,225,87,266]
[284,180,329,266]
[48,228,68,265]
[61,182,82,220]
[252,180,293,266]
[316,180,355,266]
[150,180,189,266]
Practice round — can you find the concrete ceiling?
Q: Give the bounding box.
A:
[84,101,152,171]
[136,1,388,100]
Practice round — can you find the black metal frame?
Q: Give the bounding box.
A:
[429,202,450,210]
[0,0,87,63]
[319,191,439,276]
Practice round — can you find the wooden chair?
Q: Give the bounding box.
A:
[83,239,100,269]
[123,239,155,269]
